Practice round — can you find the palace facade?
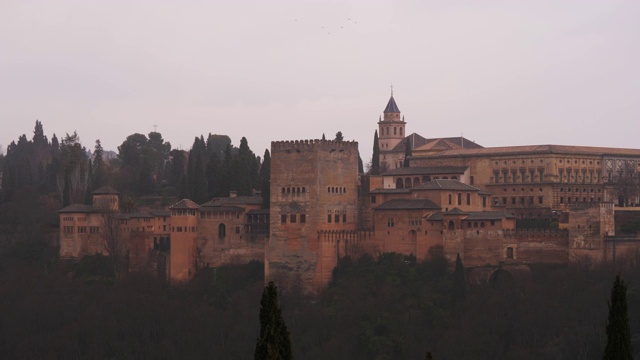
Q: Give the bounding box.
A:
[58,94,640,295]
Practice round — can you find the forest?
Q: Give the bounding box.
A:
[0,121,638,359]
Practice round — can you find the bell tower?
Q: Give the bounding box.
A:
[377,89,405,152]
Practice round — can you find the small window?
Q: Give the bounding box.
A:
[290,214,296,223]
[371,195,377,204]
[506,247,514,259]
[343,214,347,223]
[235,226,240,234]
[335,214,340,223]
[300,214,306,223]
[281,214,287,224]
[327,214,332,223]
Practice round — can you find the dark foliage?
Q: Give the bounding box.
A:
[603,274,633,360]
[255,281,293,360]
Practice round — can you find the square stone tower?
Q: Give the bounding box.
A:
[266,139,360,296]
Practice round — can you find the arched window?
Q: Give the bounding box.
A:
[413,177,420,186]
[282,187,285,193]
[394,127,397,135]
[396,178,404,189]
[448,221,455,230]
[302,187,306,193]
[400,127,403,136]
[296,187,300,194]
[218,223,226,239]
[405,177,412,188]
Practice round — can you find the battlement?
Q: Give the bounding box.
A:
[568,202,614,211]
[271,139,359,152]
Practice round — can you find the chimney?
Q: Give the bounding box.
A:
[229,190,237,198]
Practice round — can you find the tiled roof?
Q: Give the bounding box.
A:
[384,96,400,113]
[426,212,443,221]
[369,188,412,194]
[169,199,200,209]
[247,209,270,215]
[58,204,95,213]
[413,179,482,192]
[416,144,640,158]
[427,211,515,221]
[381,166,468,176]
[92,186,119,195]
[202,206,246,212]
[150,209,171,217]
[200,195,262,207]
[119,212,155,219]
[388,134,483,153]
[465,211,516,220]
[376,198,440,211]
[445,208,468,215]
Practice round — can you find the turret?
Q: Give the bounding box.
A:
[377,92,406,152]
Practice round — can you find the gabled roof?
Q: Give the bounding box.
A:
[200,195,262,207]
[444,207,468,215]
[375,198,440,211]
[413,179,482,192]
[384,96,400,113]
[385,134,483,154]
[92,186,119,195]
[381,166,468,176]
[169,199,200,209]
[58,204,95,213]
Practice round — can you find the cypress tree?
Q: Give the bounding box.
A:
[453,253,466,301]
[193,152,208,203]
[255,282,293,360]
[603,274,632,360]
[260,150,271,208]
[403,138,411,167]
[372,130,380,175]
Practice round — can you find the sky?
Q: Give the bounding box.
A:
[1,0,639,163]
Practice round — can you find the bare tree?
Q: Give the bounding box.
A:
[613,161,640,206]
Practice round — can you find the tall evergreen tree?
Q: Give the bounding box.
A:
[403,138,411,167]
[93,139,107,189]
[453,253,466,301]
[603,274,632,360]
[371,130,380,175]
[192,152,208,203]
[334,131,344,142]
[321,133,326,141]
[260,150,271,208]
[254,282,293,360]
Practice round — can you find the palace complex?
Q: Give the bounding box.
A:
[59,94,640,295]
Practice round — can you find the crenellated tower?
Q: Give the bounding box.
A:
[267,139,360,296]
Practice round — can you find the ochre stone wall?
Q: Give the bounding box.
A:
[267,140,359,296]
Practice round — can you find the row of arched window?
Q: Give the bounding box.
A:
[282,187,306,195]
[328,186,347,194]
[381,126,403,136]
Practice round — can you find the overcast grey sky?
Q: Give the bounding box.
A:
[1,0,639,162]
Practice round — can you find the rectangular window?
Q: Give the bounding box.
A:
[281,214,287,224]
[560,197,564,204]
[448,194,452,205]
[466,193,471,205]
[482,196,487,207]
[511,197,516,205]
[300,214,306,223]
[502,197,507,205]
[538,196,543,204]
[335,214,340,223]
[235,226,240,234]
[457,193,462,205]
[327,214,332,223]
[343,214,347,223]
[290,214,296,223]
[371,196,377,204]
[387,218,395,227]
[507,247,514,259]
